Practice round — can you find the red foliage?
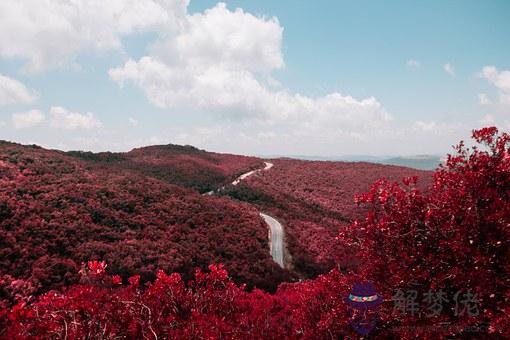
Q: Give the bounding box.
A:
[111,275,122,285]
[1,128,509,338]
[1,263,354,339]
[0,142,287,301]
[87,260,107,276]
[336,127,510,336]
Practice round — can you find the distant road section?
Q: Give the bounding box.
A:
[204,162,273,195]
[232,162,273,185]
[259,212,284,268]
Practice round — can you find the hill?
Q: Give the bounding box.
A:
[67,144,263,193]
[268,154,443,170]
[0,141,287,297]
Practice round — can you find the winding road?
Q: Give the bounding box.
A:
[259,212,284,267]
[232,162,284,268]
[232,161,273,185]
[207,161,285,268]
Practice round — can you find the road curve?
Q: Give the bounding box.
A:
[259,212,284,268]
[233,162,284,267]
[204,162,273,195]
[232,161,273,185]
[204,161,284,268]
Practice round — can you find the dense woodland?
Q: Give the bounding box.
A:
[0,142,288,299]
[1,128,509,338]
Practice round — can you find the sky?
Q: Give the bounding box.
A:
[0,0,509,157]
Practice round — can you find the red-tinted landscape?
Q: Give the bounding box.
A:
[1,128,509,338]
[224,159,431,276]
[0,142,287,296]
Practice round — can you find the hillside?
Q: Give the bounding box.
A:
[223,159,431,276]
[0,141,287,297]
[67,144,263,193]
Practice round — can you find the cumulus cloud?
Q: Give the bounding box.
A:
[110,3,392,137]
[443,63,455,76]
[479,114,495,125]
[406,60,420,68]
[0,0,188,72]
[0,1,481,155]
[0,1,396,147]
[480,66,510,105]
[151,3,284,73]
[12,110,45,129]
[414,121,437,132]
[0,73,37,105]
[50,106,103,130]
[478,93,491,105]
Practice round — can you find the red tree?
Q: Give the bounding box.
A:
[337,127,510,336]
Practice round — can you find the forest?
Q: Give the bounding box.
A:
[1,127,509,338]
[0,142,288,298]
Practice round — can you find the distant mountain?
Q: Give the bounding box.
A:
[378,155,443,170]
[261,154,443,170]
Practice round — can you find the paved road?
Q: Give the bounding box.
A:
[259,212,284,268]
[204,162,273,194]
[231,162,284,268]
[232,161,273,185]
[204,161,285,268]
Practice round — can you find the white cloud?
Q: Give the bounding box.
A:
[478,93,491,105]
[443,63,455,76]
[110,3,392,137]
[481,66,510,91]
[406,60,420,68]
[12,110,45,129]
[128,117,139,126]
[152,3,284,73]
[479,114,494,125]
[111,56,391,130]
[0,73,37,105]
[50,106,103,130]
[0,0,188,72]
[0,1,485,156]
[265,75,282,88]
[480,65,510,105]
[413,121,437,132]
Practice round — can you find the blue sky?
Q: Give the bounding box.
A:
[0,0,509,156]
